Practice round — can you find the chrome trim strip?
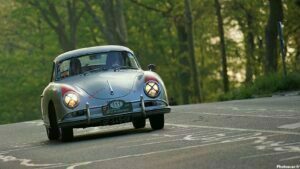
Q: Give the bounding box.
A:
[107,80,114,95]
[86,102,91,124]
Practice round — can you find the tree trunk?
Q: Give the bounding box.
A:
[84,0,128,45]
[257,36,264,76]
[264,0,283,74]
[175,19,192,104]
[114,0,128,45]
[29,0,83,52]
[128,0,201,103]
[245,13,255,84]
[296,35,300,72]
[184,0,202,102]
[214,0,229,93]
[67,0,78,50]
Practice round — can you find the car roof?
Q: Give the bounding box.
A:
[54,45,134,63]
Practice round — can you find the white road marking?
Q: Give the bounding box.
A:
[182,112,300,119]
[216,106,267,112]
[119,138,184,148]
[183,132,257,142]
[118,132,214,148]
[23,121,44,126]
[120,135,170,145]
[240,152,290,159]
[165,123,300,135]
[216,106,298,113]
[280,155,300,161]
[120,129,232,146]
[38,126,276,169]
[281,142,300,146]
[0,153,64,167]
[0,146,42,154]
[278,122,300,129]
[63,138,267,169]
[275,109,298,112]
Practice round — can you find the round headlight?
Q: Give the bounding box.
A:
[63,92,79,109]
[144,81,160,98]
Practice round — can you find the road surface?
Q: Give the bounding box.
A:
[0,95,300,169]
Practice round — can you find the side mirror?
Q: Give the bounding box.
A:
[148,64,156,71]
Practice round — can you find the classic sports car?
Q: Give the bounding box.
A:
[41,45,171,141]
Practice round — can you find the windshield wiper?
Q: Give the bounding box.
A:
[118,66,138,70]
[91,67,108,72]
[84,67,107,75]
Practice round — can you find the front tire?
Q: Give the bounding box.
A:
[132,117,146,129]
[59,127,73,142]
[46,126,59,140]
[149,114,164,130]
[47,103,59,140]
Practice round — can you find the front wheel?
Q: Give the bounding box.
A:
[132,117,146,129]
[149,114,164,130]
[46,127,59,140]
[47,103,59,140]
[59,127,73,142]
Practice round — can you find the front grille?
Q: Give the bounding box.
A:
[144,101,157,107]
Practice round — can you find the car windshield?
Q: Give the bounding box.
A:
[55,51,139,80]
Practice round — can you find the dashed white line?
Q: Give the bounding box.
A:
[278,122,300,129]
[280,155,300,161]
[165,123,300,135]
[240,152,290,159]
[182,112,300,119]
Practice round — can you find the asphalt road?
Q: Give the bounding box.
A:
[1,95,300,169]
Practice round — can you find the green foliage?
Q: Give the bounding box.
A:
[219,72,300,101]
[0,0,299,124]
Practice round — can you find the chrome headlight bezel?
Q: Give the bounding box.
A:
[144,81,160,98]
[63,91,80,109]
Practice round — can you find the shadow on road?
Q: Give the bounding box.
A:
[42,127,154,145]
[74,127,153,142]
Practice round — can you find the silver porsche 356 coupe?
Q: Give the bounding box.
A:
[41,45,171,141]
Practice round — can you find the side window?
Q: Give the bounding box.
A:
[58,60,70,79]
[128,53,138,68]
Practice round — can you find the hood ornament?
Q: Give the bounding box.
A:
[107,80,114,95]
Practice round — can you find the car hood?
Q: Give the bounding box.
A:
[74,71,142,99]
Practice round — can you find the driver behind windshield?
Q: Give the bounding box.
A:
[69,58,82,76]
[106,52,124,69]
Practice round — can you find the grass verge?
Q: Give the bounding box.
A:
[218,72,300,101]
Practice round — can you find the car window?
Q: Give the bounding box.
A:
[58,60,70,79]
[128,53,139,68]
[55,51,139,81]
[81,53,107,66]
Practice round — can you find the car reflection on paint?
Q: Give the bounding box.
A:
[41,45,171,141]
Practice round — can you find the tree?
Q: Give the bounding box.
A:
[264,0,283,74]
[130,0,202,103]
[228,0,262,84]
[184,0,202,102]
[29,0,84,52]
[84,0,128,45]
[214,0,229,92]
[286,0,300,72]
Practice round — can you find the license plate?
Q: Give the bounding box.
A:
[102,100,132,115]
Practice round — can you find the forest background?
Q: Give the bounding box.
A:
[0,0,299,124]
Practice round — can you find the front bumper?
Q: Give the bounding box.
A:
[58,97,171,128]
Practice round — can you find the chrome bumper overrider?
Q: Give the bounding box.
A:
[140,95,146,117]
